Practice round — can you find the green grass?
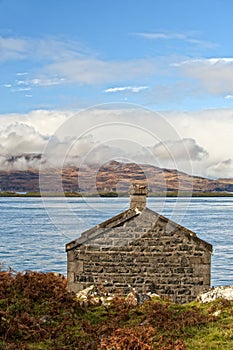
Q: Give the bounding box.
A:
[184,300,233,349]
[0,270,232,349]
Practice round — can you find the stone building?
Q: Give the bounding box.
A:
[66,185,212,303]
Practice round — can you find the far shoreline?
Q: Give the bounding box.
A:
[1,191,233,197]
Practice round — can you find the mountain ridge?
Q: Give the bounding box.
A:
[1,160,233,193]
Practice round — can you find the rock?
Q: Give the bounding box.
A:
[76,285,115,306]
[198,286,233,303]
[213,310,221,317]
[147,292,161,299]
[76,285,95,299]
[76,285,159,307]
[137,293,151,304]
[125,289,153,306]
[101,296,114,306]
[125,292,138,306]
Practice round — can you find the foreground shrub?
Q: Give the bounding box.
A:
[0,269,82,348]
[0,269,232,349]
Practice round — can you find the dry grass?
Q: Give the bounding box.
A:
[0,269,232,349]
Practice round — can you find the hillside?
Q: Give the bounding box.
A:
[1,160,233,194]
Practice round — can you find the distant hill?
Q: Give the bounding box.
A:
[1,160,233,194]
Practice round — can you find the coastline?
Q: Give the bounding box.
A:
[1,190,233,197]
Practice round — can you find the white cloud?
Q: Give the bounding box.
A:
[104,86,148,93]
[207,159,233,178]
[29,77,66,87]
[16,80,27,86]
[163,108,233,176]
[135,32,180,39]
[0,110,71,170]
[16,87,31,92]
[0,153,43,171]
[46,58,158,85]
[146,81,201,104]
[173,57,233,67]
[0,34,228,104]
[0,122,47,171]
[32,38,90,61]
[0,123,46,154]
[16,72,28,76]
[0,36,88,63]
[153,138,208,161]
[134,31,216,48]
[0,107,232,178]
[135,32,187,40]
[0,35,160,88]
[3,76,66,94]
[203,58,233,64]
[174,57,233,95]
[0,110,70,135]
[0,36,28,61]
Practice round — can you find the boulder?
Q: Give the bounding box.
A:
[198,286,233,303]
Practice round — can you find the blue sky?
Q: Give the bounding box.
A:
[0,0,233,112]
[0,0,233,179]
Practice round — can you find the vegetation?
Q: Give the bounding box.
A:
[0,269,232,349]
[1,190,233,197]
[0,191,82,197]
[149,191,233,197]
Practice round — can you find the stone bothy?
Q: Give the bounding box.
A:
[66,184,212,303]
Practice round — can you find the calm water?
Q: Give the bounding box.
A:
[0,196,232,287]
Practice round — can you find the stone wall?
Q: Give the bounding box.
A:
[67,219,211,303]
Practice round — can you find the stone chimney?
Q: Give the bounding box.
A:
[129,183,148,210]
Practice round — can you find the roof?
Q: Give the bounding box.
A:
[66,206,212,252]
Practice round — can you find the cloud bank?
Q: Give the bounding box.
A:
[0,107,232,178]
[153,138,208,161]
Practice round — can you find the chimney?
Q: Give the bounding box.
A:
[129,183,148,210]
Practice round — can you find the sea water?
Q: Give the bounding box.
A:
[0,196,232,287]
